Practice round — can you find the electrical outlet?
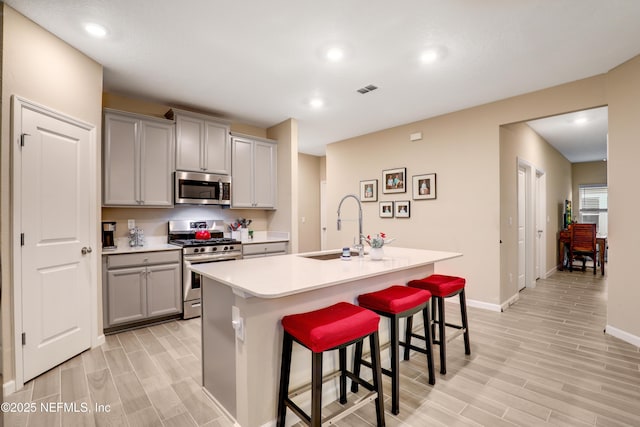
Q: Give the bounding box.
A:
[128,219,135,229]
[232,306,245,342]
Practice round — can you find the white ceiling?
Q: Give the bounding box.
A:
[527,107,608,163]
[5,1,639,157]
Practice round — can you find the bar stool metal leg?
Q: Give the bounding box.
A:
[460,289,471,355]
[276,334,293,427]
[311,352,322,427]
[369,331,385,427]
[389,314,400,414]
[437,296,447,374]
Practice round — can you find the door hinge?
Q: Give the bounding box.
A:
[21,233,25,246]
[22,332,26,346]
[20,133,30,147]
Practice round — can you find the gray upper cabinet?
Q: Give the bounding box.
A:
[103,109,175,207]
[169,108,231,174]
[231,135,277,209]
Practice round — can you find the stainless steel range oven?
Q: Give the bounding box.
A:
[169,220,242,319]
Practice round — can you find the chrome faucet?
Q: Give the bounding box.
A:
[337,194,364,257]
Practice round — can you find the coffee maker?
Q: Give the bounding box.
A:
[102,221,117,249]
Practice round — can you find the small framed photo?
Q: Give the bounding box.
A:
[360,179,378,202]
[395,200,410,218]
[379,201,394,218]
[412,173,437,200]
[382,167,407,194]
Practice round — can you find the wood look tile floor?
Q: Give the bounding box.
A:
[4,269,640,426]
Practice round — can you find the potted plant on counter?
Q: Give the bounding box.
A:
[362,232,395,260]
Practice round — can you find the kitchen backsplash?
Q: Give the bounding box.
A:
[102,206,269,239]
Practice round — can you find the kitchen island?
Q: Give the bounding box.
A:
[191,246,462,427]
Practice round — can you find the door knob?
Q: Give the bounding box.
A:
[81,247,92,255]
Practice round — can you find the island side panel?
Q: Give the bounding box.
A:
[233,263,434,427]
[202,278,237,419]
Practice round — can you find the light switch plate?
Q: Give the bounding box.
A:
[128,219,135,229]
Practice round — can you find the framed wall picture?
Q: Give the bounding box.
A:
[395,200,410,218]
[379,201,394,218]
[382,167,407,194]
[412,173,436,200]
[360,179,378,202]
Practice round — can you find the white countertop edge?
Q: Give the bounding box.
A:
[194,247,462,299]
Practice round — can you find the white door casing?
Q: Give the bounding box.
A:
[12,96,97,386]
[535,172,547,279]
[517,168,526,291]
[320,181,327,250]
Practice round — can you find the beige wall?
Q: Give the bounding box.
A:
[499,122,572,302]
[103,91,269,138]
[1,5,103,382]
[267,119,298,253]
[327,75,607,311]
[606,55,640,340]
[571,161,608,216]
[297,154,321,253]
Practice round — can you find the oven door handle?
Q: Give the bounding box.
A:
[184,254,241,264]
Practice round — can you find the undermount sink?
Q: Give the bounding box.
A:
[300,250,362,260]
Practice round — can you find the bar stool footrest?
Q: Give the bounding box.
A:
[284,389,379,427]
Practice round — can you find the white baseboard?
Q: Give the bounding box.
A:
[605,325,640,348]
[468,299,502,312]
[94,334,106,347]
[3,379,16,396]
[500,293,520,312]
[454,298,502,313]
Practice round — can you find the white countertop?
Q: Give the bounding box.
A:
[191,246,461,299]
[100,237,181,255]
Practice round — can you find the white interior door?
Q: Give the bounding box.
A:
[517,168,526,291]
[15,98,94,382]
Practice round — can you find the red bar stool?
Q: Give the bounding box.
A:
[407,274,470,375]
[276,302,385,427]
[352,285,435,415]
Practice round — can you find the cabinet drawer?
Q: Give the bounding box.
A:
[107,251,181,268]
[242,242,288,256]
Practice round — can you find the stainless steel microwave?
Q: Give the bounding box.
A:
[175,171,231,206]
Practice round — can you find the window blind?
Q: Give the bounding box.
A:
[579,185,607,211]
[578,184,608,234]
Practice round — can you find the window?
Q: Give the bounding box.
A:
[578,184,608,235]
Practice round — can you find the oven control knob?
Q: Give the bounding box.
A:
[229,246,234,250]
[212,247,217,251]
[224,246,229,251]
[194,248,200,253]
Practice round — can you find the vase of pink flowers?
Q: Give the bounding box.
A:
[362,232,395,260]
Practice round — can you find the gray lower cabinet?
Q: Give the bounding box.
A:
[103,251,182,329]
[242,241,288,259]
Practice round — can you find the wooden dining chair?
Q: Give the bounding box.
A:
[569,223,597,275]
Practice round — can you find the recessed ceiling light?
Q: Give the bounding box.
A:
[419,45,447,65]
[573,117,588,125]
[326,47,345,62]
[309,98,324,109]
[84,23,107,38]
[420,50,439,64]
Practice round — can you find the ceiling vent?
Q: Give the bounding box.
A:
[357,84,378,94]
